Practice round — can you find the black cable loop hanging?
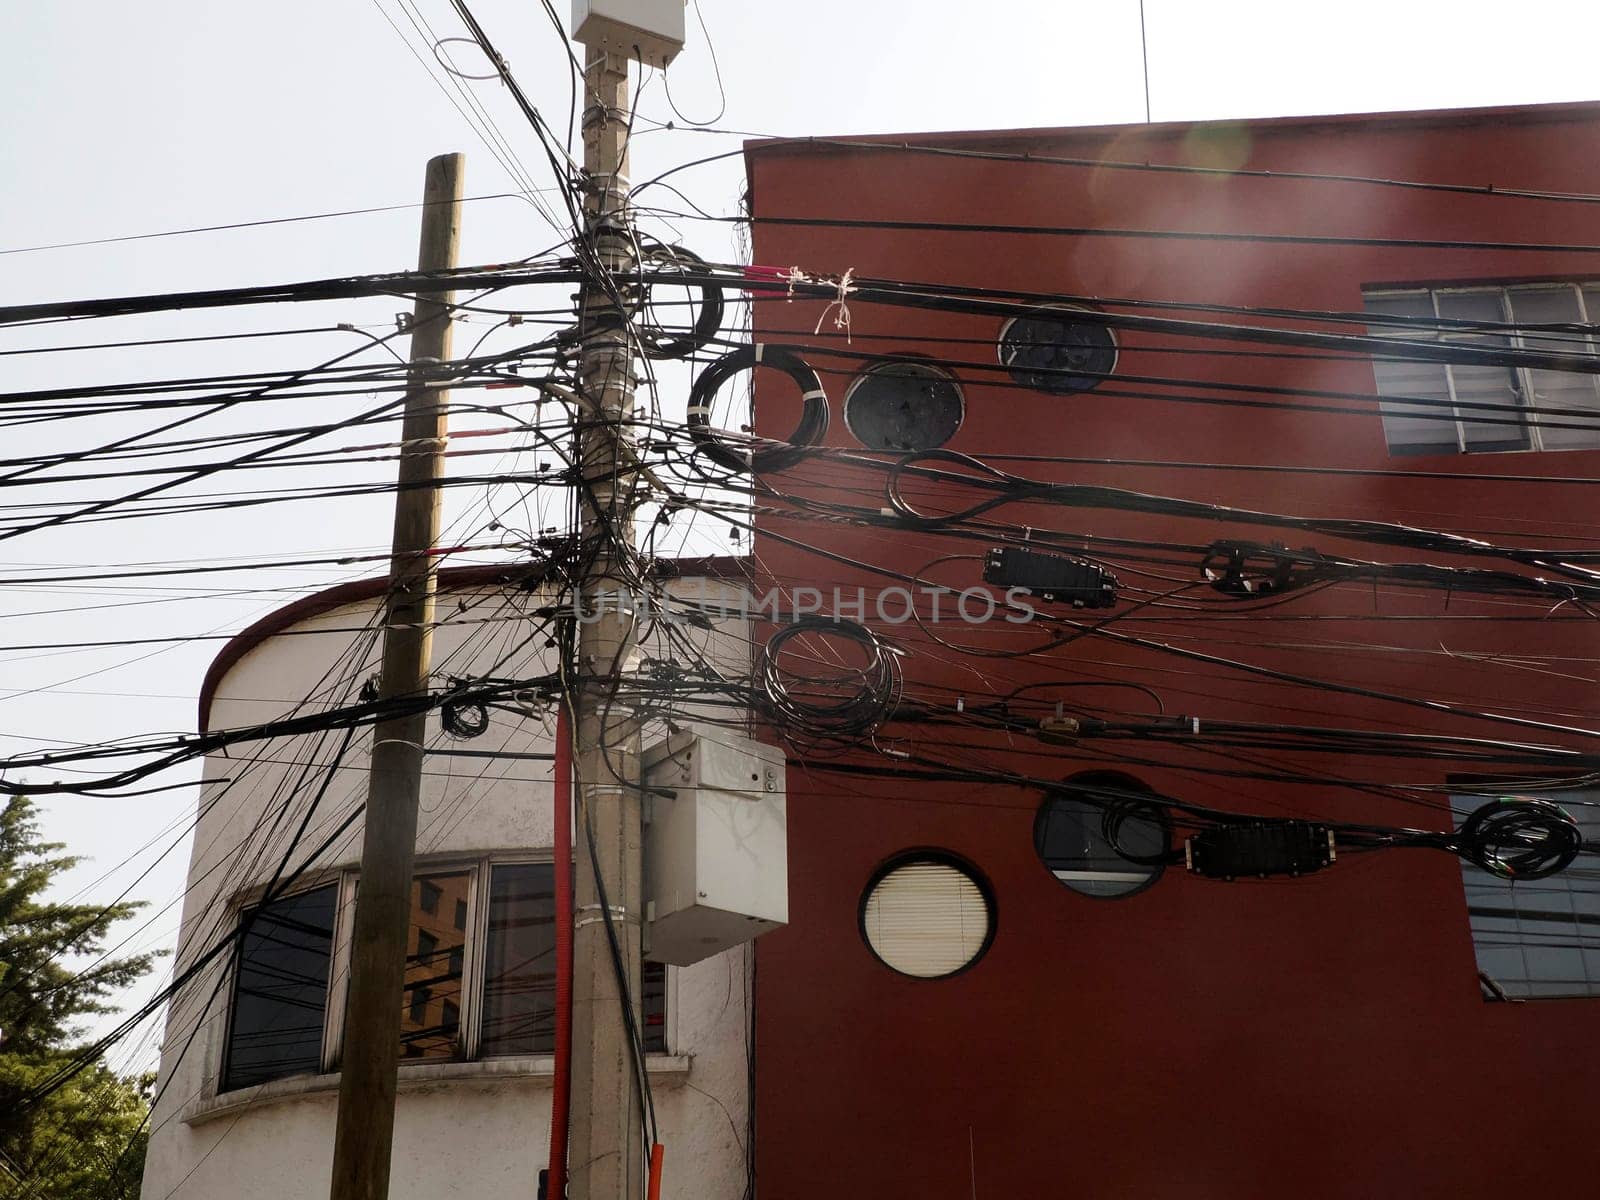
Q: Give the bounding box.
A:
[636,240,725,360]
[687,344,830,473]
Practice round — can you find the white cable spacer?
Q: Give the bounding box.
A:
[573,903,637,930]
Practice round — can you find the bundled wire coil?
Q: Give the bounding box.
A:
[637,240,724,360]
[440,695,490,739]
[1101,795,1180,867]
[687,344,829,473]
[755,616,902,751]
[1454,796,1583,880]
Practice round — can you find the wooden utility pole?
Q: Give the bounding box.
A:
[568,46,646,1200]
[329,151,464,1200]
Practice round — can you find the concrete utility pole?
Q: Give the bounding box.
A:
[330,151,464,1200]
[568,46,646,1200]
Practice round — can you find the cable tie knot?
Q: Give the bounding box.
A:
[783,266,811,300]
[812,266,856,343]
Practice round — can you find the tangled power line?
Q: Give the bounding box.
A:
[8,10,1600,1195]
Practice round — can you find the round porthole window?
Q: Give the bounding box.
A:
[998,306,1117,394]
[843,360,965,450]
[1034,771,1169,899]
[860,852,995,979]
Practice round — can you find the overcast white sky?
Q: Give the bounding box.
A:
[4,0,1599,1063]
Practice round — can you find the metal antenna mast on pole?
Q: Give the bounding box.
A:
[567,44,646,1200]
[329,150,464,1200]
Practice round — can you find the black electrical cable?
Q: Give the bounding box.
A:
[0,194,530,258]
[641,128,1600,211]
[756,616,903,752]
[686,344,830,472]
[0,673,561,796]
[878,448,1600,581]
[695,209,1600,258]
[775,134,1600,210]
[698,494,1600,746]
[697,330,1600,440]
[636,239,725,359]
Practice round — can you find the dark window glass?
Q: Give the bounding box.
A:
[399,872,469,1060]
[419,879,442,915]
[1036,772,1166,899]
[481,864,670,1056]
[481,863,557,1055]
[223,883,337,1091]
[454,898,469,931]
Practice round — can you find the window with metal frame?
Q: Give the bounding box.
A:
[1364,284,1600,455]
[400,871,469,1059]
[219,856,668,1094]
[478,861,666,1057]
[1452,788,1600,1000]
[221,883,338,1092]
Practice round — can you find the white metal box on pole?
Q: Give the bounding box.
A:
[571,0,685,68]
[641,729,788,966]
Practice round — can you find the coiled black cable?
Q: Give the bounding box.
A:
[755,616,902,751]
[1453,797,1583,880]
[637,240,724,359]
[687,344,829,473]
[440,694,491,739]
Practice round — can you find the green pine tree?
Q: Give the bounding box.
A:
[0,796,159,1199]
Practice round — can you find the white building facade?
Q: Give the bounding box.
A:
[141,562,756,1200]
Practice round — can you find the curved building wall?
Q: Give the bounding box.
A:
[142,569,755,1200]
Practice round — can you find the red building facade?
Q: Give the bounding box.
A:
[741,103,1600,1197]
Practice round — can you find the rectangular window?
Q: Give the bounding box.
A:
[223,883,337,1091]
[1364,284,1600,455]
[480,863,557,1055]
[221,858,671,1094]
[419,879,442,916]
[1454,790,1600,999]
[480,863,668,1056]
[400,871,469,1059]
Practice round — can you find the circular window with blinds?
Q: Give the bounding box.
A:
[998,306,1117,394]
[859,853,995,979]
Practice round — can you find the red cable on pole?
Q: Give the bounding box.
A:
[548,703,574,1197]
[647,1143,665,1200]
